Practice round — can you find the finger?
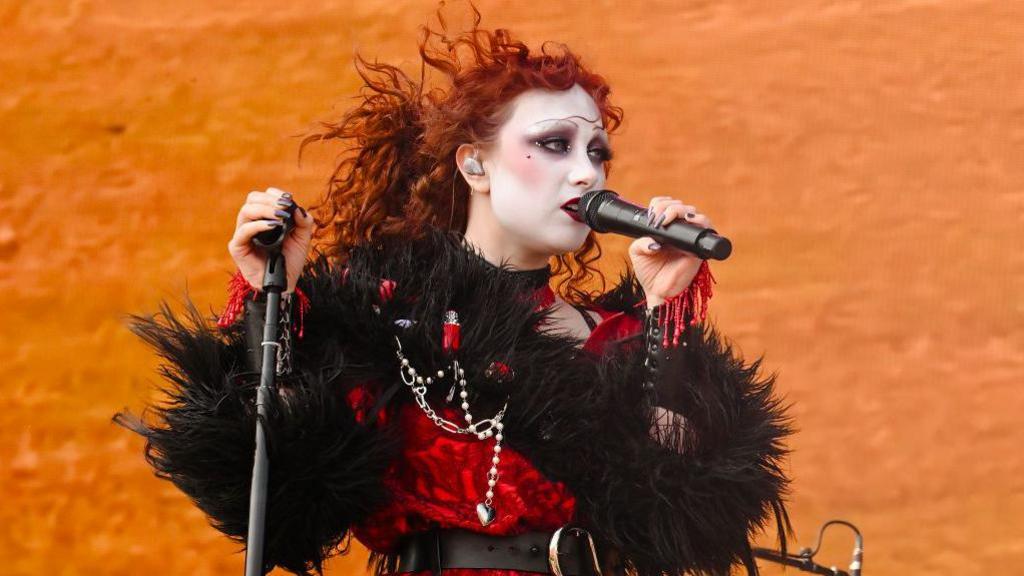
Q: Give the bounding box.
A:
[245,190,285,207]
[254,187,299,222]
[292,204,314,230]
[647,198,683,225]
[658,204,703,228]
[230,219,283,249]
[671,204,708,227]
[266,187,293,201]
[629,235,664,257]
[237,201,291,228]
[245,189,294,211]
[651,198,685,206]
[684,213,712,229]
[656,204,681,228]
[646,196,675,215]
[648,199,685,227]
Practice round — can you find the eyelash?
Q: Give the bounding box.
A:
[535,137,614,162]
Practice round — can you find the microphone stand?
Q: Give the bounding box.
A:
[242,249,287,576]
[753,519,863,576]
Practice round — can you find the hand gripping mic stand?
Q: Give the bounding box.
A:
[243,210,295,576]
[752,519,864,576]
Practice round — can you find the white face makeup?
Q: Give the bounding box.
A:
[482,84,612,259]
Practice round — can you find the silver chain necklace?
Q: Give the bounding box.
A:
[392,310,508,526]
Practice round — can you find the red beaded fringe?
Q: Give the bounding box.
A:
[216,270,310,339]
[293,287,311,339]
[215,271,253,329]
[656,261,716,348]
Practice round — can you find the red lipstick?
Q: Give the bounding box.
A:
[560,197,583,223]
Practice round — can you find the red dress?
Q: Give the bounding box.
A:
[350,285,644,576]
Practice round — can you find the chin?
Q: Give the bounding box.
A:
[505,219,590,260]
[545,228,590,256]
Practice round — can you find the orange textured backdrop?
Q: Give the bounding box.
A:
[3,1,1021,575]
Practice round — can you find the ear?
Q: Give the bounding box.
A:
[456,143,490,195]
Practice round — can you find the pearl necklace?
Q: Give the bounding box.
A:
[392,310,508,527]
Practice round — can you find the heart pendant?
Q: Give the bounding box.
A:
[476,502,496,526]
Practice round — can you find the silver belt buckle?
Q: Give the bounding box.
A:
[548,525,603,576]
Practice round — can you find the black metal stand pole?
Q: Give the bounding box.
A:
[243,250,287,576]
[752,547,851,576]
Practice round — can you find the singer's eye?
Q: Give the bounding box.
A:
[535,138,570,154]
[535,138,613,163]
[588,146,613,162]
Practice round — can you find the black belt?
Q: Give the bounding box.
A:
[396,526,603,575]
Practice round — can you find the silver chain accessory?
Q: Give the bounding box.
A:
[276,292,293,376]
[393,310,508,526]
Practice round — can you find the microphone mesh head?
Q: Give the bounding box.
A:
[580,189,617,231]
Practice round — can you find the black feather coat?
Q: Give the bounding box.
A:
[119,226,792,576]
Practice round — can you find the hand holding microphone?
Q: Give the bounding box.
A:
[573,190,730,308]
[227,187,315,295]
[577,189,731,260]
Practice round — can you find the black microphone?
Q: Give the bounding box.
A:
[252,202,298,251]
[576,189,732,260]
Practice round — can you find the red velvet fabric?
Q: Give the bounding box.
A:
[349,285,644,575]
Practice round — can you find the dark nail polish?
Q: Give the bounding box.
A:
[265,219,283,227]
[647,210,655,226]
[655,213,667,227]
[274,209,291,219]
[277,198,294,207]
[280,192,292,199]
[298,206,308,217]
[685,212,696,219]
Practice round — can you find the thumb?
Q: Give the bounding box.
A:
[294,205,314,229]
[629,236,662,257]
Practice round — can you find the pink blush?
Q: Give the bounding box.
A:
[505,141,546,192]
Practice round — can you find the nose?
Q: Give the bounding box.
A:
[567,147,599,190]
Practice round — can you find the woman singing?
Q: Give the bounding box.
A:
[120,8,791,576]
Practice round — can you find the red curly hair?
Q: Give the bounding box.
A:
[298,5,623,305]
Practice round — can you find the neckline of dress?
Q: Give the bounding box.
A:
[534,284,556,309]
[457,237,553,291]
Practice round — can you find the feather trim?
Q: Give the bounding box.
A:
[117,296,399,575]
[585,324,792,575]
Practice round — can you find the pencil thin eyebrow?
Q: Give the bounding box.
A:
[529,116,606,132]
